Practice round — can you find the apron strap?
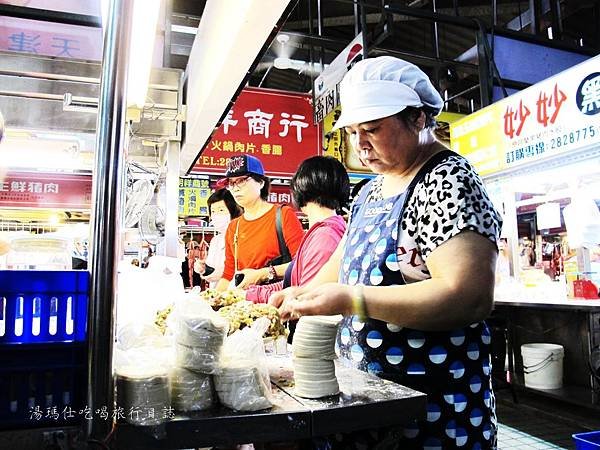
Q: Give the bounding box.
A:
[401,149,457,211]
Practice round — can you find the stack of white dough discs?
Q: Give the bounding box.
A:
[292,315,342,398]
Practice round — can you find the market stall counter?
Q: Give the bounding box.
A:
[113,358,426,449]
[492,297,600,409]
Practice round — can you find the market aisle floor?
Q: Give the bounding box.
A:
[496,389,600,449]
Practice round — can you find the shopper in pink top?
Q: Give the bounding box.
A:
[245,156,349,304]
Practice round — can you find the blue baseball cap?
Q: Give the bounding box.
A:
[225,155,265,178]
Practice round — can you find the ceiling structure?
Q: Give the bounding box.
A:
[0,0,598,225]
[169,0,599,114]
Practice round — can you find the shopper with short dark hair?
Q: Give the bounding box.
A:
[246,156,348,303]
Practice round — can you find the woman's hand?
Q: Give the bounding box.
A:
[278,283,353,321]
[235,267,268,289]
[193,259,206,275]
[268,286,302,309]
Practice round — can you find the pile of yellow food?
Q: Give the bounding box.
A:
[200,288,245,310]
[154,304,173,335]
[218,302,287,339]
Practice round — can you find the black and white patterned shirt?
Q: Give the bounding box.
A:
[357,154,503,283]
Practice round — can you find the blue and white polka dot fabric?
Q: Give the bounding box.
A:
[335,181,497,449]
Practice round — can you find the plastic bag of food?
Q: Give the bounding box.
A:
[215,317,273,411]
[113,324,173,428]
[170,296,229,374]
[170,367,214,412]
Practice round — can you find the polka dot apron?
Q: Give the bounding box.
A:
[336,155,497,450]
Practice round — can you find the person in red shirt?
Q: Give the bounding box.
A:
[215,155,304,291]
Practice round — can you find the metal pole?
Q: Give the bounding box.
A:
[359,1,369,56]
[549,0,563,40]
[529,0,541,35]
[353,0,360,37]
[432,0,440,60]
[476,30,492,107]
[164,141,180,257]
[317,0,324,71]
[86,0,133,441]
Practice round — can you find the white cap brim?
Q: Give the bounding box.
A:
[332,80,424,130]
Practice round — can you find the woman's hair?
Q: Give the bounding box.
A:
[249,174,271,200]
[396,106,437,131]
[350,178,371,203]
[207,188,243,219]
[291,156,350,211]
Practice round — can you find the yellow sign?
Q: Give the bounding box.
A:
[451,55,600,177]
[323,109,467,174]
[179,178,210,217]
[449,106,505,176]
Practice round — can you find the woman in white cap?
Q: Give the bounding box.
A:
[272,56,502,449]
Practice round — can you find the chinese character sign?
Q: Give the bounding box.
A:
[0,16,103,60]
[192,88,320,178]
[178,178,210,217]
[0,172,92,209]
[451,55,600,176]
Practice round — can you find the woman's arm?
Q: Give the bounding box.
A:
[280,231,497,330]
[246,280,284,303]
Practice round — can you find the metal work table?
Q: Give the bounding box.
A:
[495,297,600,310]
[114,360,426,449]
[492,297,600,409]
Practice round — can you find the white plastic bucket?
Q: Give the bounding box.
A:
[521,343,564,389]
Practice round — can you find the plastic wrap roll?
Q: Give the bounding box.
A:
[170,367,214,411]
[115,374,170,426]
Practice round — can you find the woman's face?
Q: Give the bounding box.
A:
[209,200,229,218]
[227,175,263,207]
[344,114,420,175]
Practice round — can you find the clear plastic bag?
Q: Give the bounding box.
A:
[170,367,214,412]
[113,325,173,428]
[170,296,229,374]
[215,317,273,411]
[115,373,170,427]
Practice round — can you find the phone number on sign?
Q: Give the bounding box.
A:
[549,125,597,150]
[199,156,229,167]
[506,125,598,165]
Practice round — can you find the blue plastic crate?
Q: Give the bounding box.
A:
[574,431,600,449]
[0,343,86,429]
[0,270,89,344]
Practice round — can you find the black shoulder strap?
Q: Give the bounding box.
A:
[401,149,457,210]
[275,206,291,262]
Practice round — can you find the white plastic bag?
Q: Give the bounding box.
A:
[170,296,229,374]
[170,367,214,412]
[215,317,273,411]
[117,256,184,329]
[113,323,173,427]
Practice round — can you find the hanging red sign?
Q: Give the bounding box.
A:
[0,172,92,209]
[191,87,320,178]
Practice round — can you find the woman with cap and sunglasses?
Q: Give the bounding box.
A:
[215,154,304,291]
[271,56,502,449]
